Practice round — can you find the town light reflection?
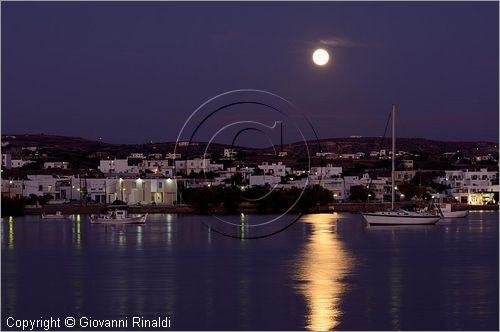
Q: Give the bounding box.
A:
[74,215,81,249]
[8,216,14,250]
[166,214,172,245]
[136,225,143,248]
[293,214,353,331]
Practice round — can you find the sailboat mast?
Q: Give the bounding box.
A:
[391,104,396,210]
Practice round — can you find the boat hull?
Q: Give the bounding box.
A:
[41,214,69,220]
[362,213,440,225]
[442,210,469,218]
[90,214,147,225]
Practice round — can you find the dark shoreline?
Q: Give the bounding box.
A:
[20,202,499,216]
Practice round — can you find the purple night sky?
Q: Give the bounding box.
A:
[2,2,499,144]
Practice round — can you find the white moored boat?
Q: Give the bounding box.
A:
[41,211,69,220]
[438,204,469,218]
[90,210,147,225]
[363,210,441,225]
[361,104,441,226]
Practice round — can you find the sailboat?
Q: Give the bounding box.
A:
[362,104,441,226]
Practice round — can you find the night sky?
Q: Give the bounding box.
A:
[2,2,499,144]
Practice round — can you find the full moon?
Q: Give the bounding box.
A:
[312,48,330,66]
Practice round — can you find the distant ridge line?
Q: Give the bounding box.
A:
[2,133,498,147]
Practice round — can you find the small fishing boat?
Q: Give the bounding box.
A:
[41,211,70,220]
[438,204,469,218]
[90,209,147,225]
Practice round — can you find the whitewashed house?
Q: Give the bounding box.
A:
[9,159,35,168]
[435,169,499,204]
[99,159,139,174]
[2,154,12,169]
[174,158,211,174]
[258,162,286,176]
[2,175,72,200]
[223,149,238,158]
[44,161,69,169]
[249,175,281,187]
[115,178,178,205]
[311,165,342,178]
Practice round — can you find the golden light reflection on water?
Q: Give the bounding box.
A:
[75,216,81,249]
[8,216,14,250]
[293,214,354,331]
[240,213,246,241]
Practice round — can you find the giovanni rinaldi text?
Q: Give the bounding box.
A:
[6,316,172,330]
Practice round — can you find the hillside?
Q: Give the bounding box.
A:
[2,134,497,159]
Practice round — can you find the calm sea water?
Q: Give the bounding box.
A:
[2,212,498,330]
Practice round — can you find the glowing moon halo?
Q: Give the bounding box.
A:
[312,48,330,66]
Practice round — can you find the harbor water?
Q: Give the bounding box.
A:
[2,212,498,330]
